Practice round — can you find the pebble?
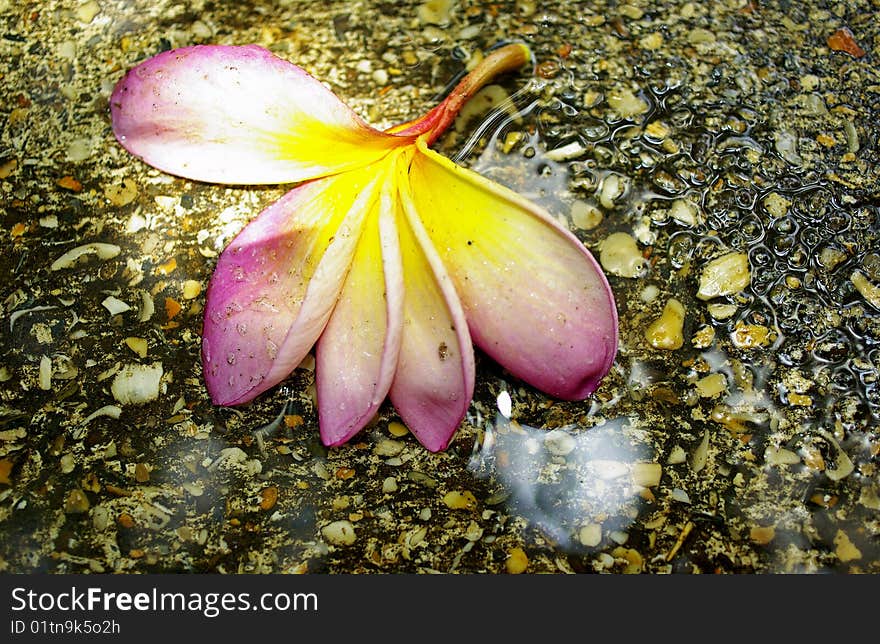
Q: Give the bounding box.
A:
[191,20,212,39]
[442,490,477,510]
[418,0,453,25]
[181,280,202,300]
[578,523,602,547]
[60,453,75,474]
[38,355,52,390]
[695,373,727,398]
[631,462,662,487]
[374,439,404,457]
[749,525,776,545]
[51,243,120,271]
[696,252,751,300]
[58,40,77,60]
[774,130,803,166]
[134,463,150,483]
[570,200,603,230]
[464,521,483,542]
[763,192,791,218]
[104,179,138,207]
[505,547,528,574]
[75,0,101,23]
[260,486,278,511]
[639,33,664,50]
[669,199,700,226]
[833,529,861,562]
[667,445,687,464]
[543,429,576,456]
[388,421,409,437]
[765,446,801,466]
[545,141,587,161]
[691,325,715,348]
[671,488,691,503]
[110,362,164,405]
[600,231,646,278]
[102,296,130,316]
[850,271,880,309]
[322,520,357,546]
[381,477,398,493]
[730,321,772,349]
[607,88,648,118]
[597,173,629,209]
[64,489,90,514]
[0,158,17,178]
[66,138,94,162]
[124,337,148,358]
[645,298,686,350]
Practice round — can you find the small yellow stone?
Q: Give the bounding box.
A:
[692,325,715,348]
[631,462,662,487]
[124,337,148,358]
[64,489,90,514]
[181,280,202,299]
[762,192,791,218]
[730,321,772,349]
[645,298,686,350]
[505,547,528,574]
[645,120,670,140]
[787,392,812,406]
[607,87,649,118]
[104,179,138,207]
[600,231,645,278]
[833,529,861,562]
[816,133,836,148]
[749,525,776,545]
[851,271,880,309]
[570,199,603,230]
[695,372,727,398]
[502,131,523,154]
[388,421,409,437]
[639,32,664,50]
[697,252,750,300]
[442,490,478,510]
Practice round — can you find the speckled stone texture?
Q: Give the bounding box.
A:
[1,0,878,573]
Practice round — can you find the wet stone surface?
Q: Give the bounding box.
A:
[1,0,879,573]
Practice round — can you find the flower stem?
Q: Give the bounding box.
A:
[386,42,533,144]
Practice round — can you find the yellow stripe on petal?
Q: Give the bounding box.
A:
[408,140,618,400]
[390,155,475,452]
[111,45,404,185]
[202,164,385,406]
[316,162,405,447]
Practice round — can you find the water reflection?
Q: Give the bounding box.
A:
[467,391,654,552]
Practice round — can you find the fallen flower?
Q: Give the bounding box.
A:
[110,42,618,451]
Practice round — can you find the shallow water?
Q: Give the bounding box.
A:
[1,0,878,573]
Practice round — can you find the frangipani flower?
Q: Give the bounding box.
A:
[110,43,618,452]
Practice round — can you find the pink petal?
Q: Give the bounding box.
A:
[390,161,476,452]
[408,141,618,400]
[202,168,382,405]
[316,179,404,447]
[110,45,402,184]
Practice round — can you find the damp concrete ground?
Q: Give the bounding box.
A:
[1,0,879,573]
